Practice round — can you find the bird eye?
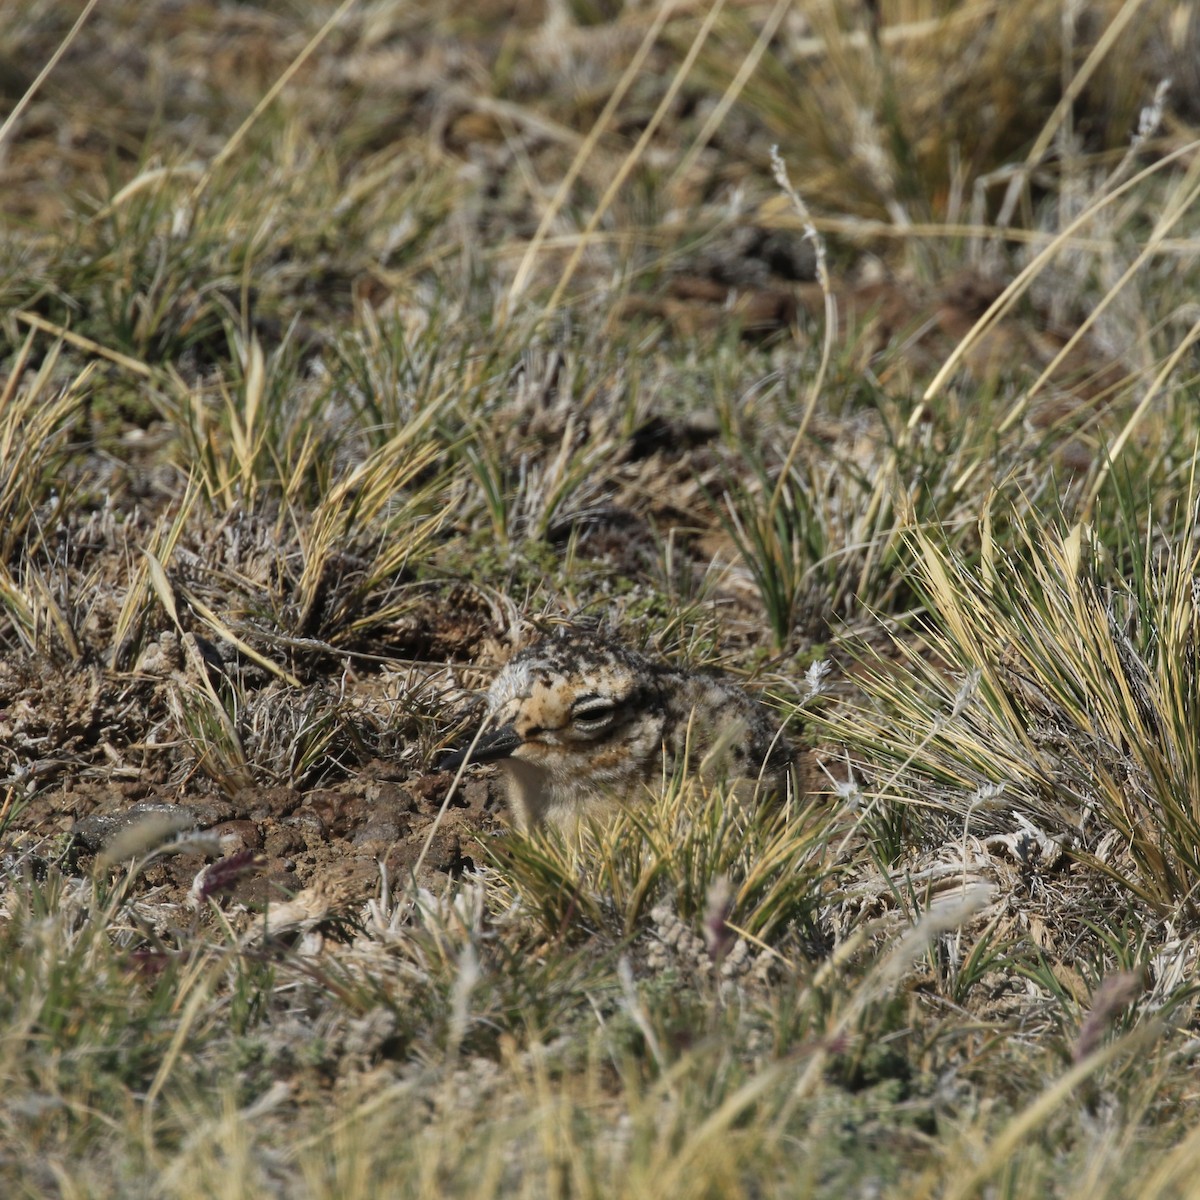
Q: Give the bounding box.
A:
[570,694,618,732]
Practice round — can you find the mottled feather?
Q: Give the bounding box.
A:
[444,630,793,832]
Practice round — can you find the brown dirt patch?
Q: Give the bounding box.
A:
[12,765,506,916]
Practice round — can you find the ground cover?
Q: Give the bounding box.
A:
[3,2,1200,1196]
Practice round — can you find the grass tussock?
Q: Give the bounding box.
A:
[493,771,832,945]
[835,483,1200,916]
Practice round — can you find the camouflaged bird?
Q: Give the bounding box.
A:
[441,630,793,832]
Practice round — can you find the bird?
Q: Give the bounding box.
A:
[440,629,793,833]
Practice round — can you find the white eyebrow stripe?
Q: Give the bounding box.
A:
[488,660,532,712]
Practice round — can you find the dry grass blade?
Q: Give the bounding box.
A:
[295,431,445,642]
[110,481,201,669]
[0,341,92,561]
[506,0,681,312]
[177,583,303,689]
[767,146,835,492]
[14,311,154,378]
[495,772,833,948]
[175,631,251,791]
[919,135,1200,418]
[1014,0,1159,178]
[768,888,996,1144]
[143,549,181,628]
[540,0,728,319]
[838,496,1200,913]
[1085,308,1200,512]
[190,0,360,201]
[942,1024,1161,1200]
[0,0,100,149]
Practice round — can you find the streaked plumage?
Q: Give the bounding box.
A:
[442,631,792,832]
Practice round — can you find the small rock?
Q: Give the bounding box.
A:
[210,820,263,853]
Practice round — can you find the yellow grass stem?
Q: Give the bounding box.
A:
[538,0,729,322]
[506,0,682,314]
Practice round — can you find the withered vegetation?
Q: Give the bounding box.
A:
[3,1,1200,1196]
